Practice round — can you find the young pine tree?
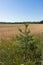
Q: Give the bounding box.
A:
[16,24,41,65]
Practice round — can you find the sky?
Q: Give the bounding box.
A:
[0,0,43,22]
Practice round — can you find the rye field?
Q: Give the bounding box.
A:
[0,24,43,40]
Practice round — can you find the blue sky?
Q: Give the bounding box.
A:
[0,0,43,22]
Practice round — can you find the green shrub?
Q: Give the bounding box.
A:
[16,24,42,65]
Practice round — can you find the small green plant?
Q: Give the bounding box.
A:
[16,24,42,65]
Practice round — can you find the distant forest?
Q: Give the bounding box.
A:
[0,20,43,24]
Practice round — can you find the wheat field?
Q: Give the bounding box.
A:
[0,24,43,40]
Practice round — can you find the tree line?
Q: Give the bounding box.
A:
[0,20,43,24]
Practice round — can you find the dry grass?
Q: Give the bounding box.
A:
[0,24,43,40]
